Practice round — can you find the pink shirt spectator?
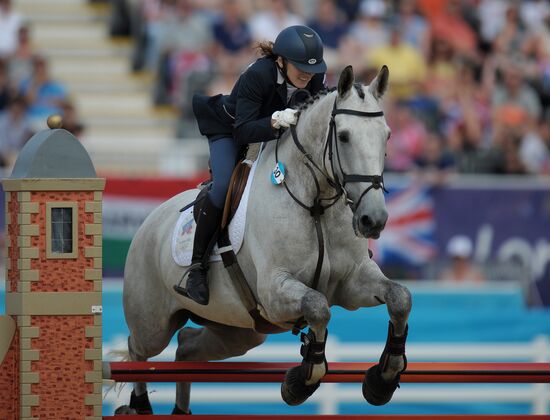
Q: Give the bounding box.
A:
[386,104,427,172]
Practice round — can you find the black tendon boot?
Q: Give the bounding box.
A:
[175,195,222,305]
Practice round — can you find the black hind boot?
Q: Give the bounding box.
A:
[174,195,222,305]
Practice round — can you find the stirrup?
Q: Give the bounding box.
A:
[173,262,203,296]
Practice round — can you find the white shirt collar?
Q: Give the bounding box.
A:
[277,67,285,85]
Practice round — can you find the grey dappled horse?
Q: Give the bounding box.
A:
[120,65,411,415]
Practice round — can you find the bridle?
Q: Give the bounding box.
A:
[274,94,387,309]
[326,99,388,212]
[276,96,388,219]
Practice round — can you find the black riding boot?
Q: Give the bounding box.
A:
[176,195,222,305]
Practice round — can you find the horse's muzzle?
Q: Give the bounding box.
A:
[353,213,387,239]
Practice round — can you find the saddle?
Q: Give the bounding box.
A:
[222,159,252,229]
[192,158,251,228]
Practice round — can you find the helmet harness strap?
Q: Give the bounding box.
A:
[277,57,298,89]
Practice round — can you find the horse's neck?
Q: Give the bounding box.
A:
[250,93,366,276]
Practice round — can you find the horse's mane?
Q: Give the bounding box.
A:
[293,83,366,113]
[293,87,336,113]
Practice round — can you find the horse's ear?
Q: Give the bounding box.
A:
[338,65,354,97]
[368,65,389,99]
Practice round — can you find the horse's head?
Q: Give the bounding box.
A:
[331,65,390,239]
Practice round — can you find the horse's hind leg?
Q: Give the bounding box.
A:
[173,324,266,414]
[125,335,153,414]
[122,308,189,414]
[336,260,412,406]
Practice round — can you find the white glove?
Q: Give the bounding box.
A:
[272,108,298,129]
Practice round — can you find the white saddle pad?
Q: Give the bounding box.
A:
[171,159,258,266]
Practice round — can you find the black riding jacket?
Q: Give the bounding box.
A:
[192,57,325,145]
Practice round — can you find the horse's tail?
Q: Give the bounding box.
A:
[108,349,130,361]
[103,349,131,399]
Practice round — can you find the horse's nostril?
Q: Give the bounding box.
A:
[360,215,372,228]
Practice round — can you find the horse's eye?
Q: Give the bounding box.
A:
[387,131,391,141]
[338,131,350,143]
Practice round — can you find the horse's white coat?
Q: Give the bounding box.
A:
[122,66,411,413]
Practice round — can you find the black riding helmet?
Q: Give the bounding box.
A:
[273,25,327,74]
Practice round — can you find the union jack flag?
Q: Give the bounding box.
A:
[369,186,436,265]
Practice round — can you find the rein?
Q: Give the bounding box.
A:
[276,97,387,296]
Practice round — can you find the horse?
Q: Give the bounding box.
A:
[119,65,412,415]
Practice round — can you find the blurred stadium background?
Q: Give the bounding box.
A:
[1,0,550,416]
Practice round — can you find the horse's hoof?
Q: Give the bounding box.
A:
[129,390,153,414]
[281,365,320,406]
[362,364,400,406]
[114,405,137,415]
[171,404,192,415]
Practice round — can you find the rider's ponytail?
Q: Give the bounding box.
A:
[255,41,276,59]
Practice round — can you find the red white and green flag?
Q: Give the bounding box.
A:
[102,176,206,276]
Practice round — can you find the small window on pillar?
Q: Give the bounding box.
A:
[46,202,78,258]
[52,208,72,252]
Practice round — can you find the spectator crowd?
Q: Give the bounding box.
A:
[111,0,550,176]
[0,0,83,173]
[2,0,550,177]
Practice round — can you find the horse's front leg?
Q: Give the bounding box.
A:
[336,259,412,406]
[260,269,330,406]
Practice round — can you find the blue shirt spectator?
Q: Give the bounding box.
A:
[308,0,349,50]
[212,2,251,53]
[309,23,348,50]
[18,56,67,125]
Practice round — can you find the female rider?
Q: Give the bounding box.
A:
[178,25,327,305]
